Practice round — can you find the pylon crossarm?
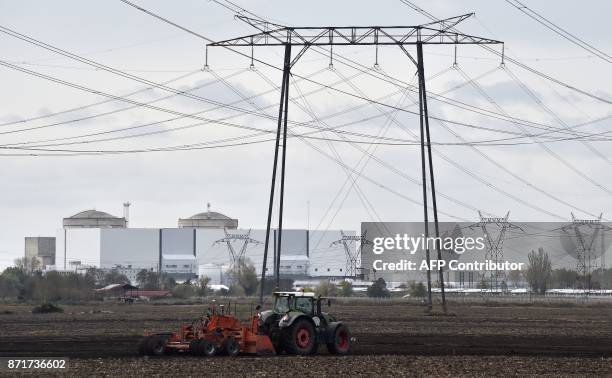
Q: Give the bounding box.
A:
[208,21,502,47]
[235,15,285,32]
[419,13,474,30]
[235,13,472,35]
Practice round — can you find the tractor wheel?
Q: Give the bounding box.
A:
[222,337,240,357]
[138,336,152,355]
[283,319,315,355]
[149,335,168,356]
[326,324,351,355]
[197,340,217,357]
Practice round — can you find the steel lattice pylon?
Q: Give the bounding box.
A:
[209,14,503,306]
[213,228,261,273]
[330,231,373,279]
[471,211,522,291]
[561,213,611,291]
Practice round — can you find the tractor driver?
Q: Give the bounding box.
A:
[295,297,313,314]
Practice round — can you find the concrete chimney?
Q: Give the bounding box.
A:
[123,202,131,228]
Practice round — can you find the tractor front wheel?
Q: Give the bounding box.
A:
[327,324,351,355]
[283,319,315,355]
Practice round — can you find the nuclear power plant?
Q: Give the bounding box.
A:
[40,203,352,285]
[24,203,612,290]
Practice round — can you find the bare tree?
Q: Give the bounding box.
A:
[14,256,40,274]
[526,247,552,294]
[508,270,524,288]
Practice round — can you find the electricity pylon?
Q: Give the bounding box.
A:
[213,228,261,273]
[209,14,504,305]
[471,211,522,291]
[562,213,611,291]
[330,230,373,279]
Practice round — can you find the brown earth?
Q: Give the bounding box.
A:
[1,299,611,376]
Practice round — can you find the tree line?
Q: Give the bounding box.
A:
[3,249,605,301]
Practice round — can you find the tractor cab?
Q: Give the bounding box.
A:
[258,291,350,356]
[271,291,322,316]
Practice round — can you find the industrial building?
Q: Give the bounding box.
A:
[52,204,354,285]
[24,236,56,268]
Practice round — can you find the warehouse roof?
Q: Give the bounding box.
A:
[94,283,138,292]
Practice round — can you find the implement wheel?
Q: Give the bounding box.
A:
[327,324,351,355]
[189,339,199,355]
[283,319,315,355]
[197,339,217,357]
[149,335,168,356]
[222,337,240,357]
[138,336,152,355]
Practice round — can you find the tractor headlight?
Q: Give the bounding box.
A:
[279,314,290,325]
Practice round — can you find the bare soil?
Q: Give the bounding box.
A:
[1,299,611,376]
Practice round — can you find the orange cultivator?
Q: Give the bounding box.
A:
[138,302,275,357]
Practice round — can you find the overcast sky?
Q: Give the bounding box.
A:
[0,0,611,269]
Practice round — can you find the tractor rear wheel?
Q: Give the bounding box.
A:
[222,337,240,357]
[149,335,168,356]
[197,340,217,357]
[283,319,315,355]
[138,336,152,355]
[326,324,351,355]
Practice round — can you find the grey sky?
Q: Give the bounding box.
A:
[1,0,611,269]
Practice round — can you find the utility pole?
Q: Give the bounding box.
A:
[209,14,504,306]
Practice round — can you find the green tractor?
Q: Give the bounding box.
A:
[257,291,352,355]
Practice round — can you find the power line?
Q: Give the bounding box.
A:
[0,27,303,125]
[2,33,561,144]
[369,66,567,220]
[2,3,610,159]
[6,56,600,154]
[0,69,201,128]
[501,66,612,196]
[451,66,610,219]
[0,69,248,136]
[504,0,612,64]
[214,2,603,141]
[188,63,472,223]
[120,0,597,140]
[397,0,612,105]
[210,0,612,149]
[2,59,207,73]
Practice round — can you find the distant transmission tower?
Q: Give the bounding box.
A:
[330,231,373,279]
[472,211,522,290]
[563,213,610,291]
[213,229,261,272]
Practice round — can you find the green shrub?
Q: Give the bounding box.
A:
[32,303,63,314]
